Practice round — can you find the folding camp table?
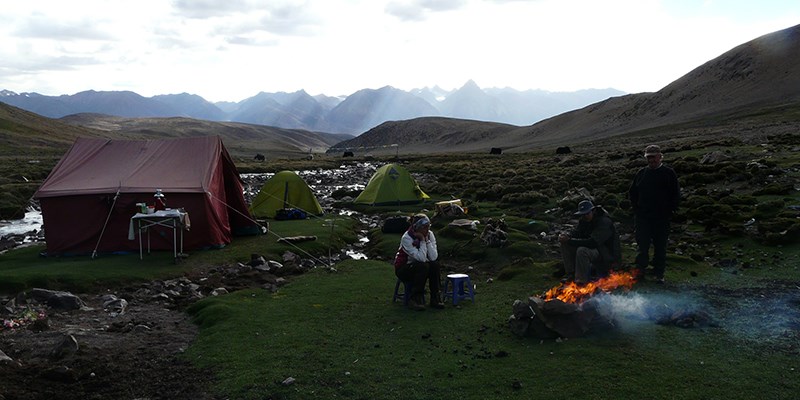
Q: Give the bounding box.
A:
[129,209,189,261]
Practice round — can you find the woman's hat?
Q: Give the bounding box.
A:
[413,214,430,229]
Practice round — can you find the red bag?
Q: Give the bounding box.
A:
[393,247,408,269]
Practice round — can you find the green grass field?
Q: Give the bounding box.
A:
[0,216,358,294]
[2,136,798,399]
[184,260,799,400]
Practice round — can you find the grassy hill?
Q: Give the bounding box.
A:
[58,113,351,160]
[0,103,117,158]
[329,116,518,154]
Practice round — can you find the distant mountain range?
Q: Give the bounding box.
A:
[2,24,797,160]
[332,23,800,154]
[0,83,624,135]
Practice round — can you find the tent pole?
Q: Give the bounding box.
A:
[91,186,121,259]
[283,181,289,209]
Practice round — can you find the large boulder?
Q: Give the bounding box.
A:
[28,289,85,311]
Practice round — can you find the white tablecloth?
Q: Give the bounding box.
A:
[128,209,190,240]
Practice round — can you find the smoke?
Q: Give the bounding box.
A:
[584,288,800,344]
[588,291,713,327]
[594,292,651,320]
[714,291,800,341]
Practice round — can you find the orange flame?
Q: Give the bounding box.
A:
[543,270,638,304]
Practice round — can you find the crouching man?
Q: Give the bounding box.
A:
[558,200,621,284]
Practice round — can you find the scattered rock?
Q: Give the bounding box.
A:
[248,254,266,267]
[49,334,79,360]
[28,289,84,311]
[481,218,508,248]
[281,377,296,386]
[102,295,128,315]
[0,349,12,363]
[283,251,299,264]
[700,151,731,164]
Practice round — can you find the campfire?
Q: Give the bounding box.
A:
[509,271,638,339]
[543,271,637,304]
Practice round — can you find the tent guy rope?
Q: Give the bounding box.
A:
[204,190,333,268]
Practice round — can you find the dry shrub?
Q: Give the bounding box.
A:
[753,183,794,196]
[500,191,550,205]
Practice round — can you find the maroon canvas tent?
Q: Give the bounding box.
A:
[34,136,259,255]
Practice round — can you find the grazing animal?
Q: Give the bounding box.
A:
[254,153,266,161]
[556,146,572,155]
[490,147,502,155]
[343,151,354,157]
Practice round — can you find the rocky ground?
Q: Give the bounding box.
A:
[1,289,215,400]
[0,254,313,400]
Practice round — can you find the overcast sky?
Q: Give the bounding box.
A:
[1,0,798,102]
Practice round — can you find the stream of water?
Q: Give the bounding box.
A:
[0,210,42,238]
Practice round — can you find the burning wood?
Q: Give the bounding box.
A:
[509,271,638,339]
[543,271,637,304]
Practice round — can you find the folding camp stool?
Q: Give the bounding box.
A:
[442,273,475,305]
[393,278,424,305]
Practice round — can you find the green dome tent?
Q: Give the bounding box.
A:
[354,163,430,206]
[249,171,323,218]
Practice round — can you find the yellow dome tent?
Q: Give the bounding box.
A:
[249,171,323,218]
[354,164,429,206]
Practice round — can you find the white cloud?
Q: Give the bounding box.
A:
[385,0,467,20]
[0,0,797,102]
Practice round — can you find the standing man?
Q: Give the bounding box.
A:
[628,145,680,284]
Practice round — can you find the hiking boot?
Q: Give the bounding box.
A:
[560,274,575,284]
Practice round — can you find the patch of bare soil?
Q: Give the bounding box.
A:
[1,296,216,400]
[0,260,301,400]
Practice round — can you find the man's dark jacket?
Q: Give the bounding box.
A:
[628,164,680,220]
[567,207,622,273]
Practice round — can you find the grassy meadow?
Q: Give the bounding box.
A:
[185,260,798,400]
[0,217,358,294]
[1,132,799,399]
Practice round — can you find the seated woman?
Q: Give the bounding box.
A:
[394,214,445,310]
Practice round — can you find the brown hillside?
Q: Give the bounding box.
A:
[333,23,800,154]
[57,114,349,159]
[503,23,800,149]
[0,103,118,157]
[330,116,518,154]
